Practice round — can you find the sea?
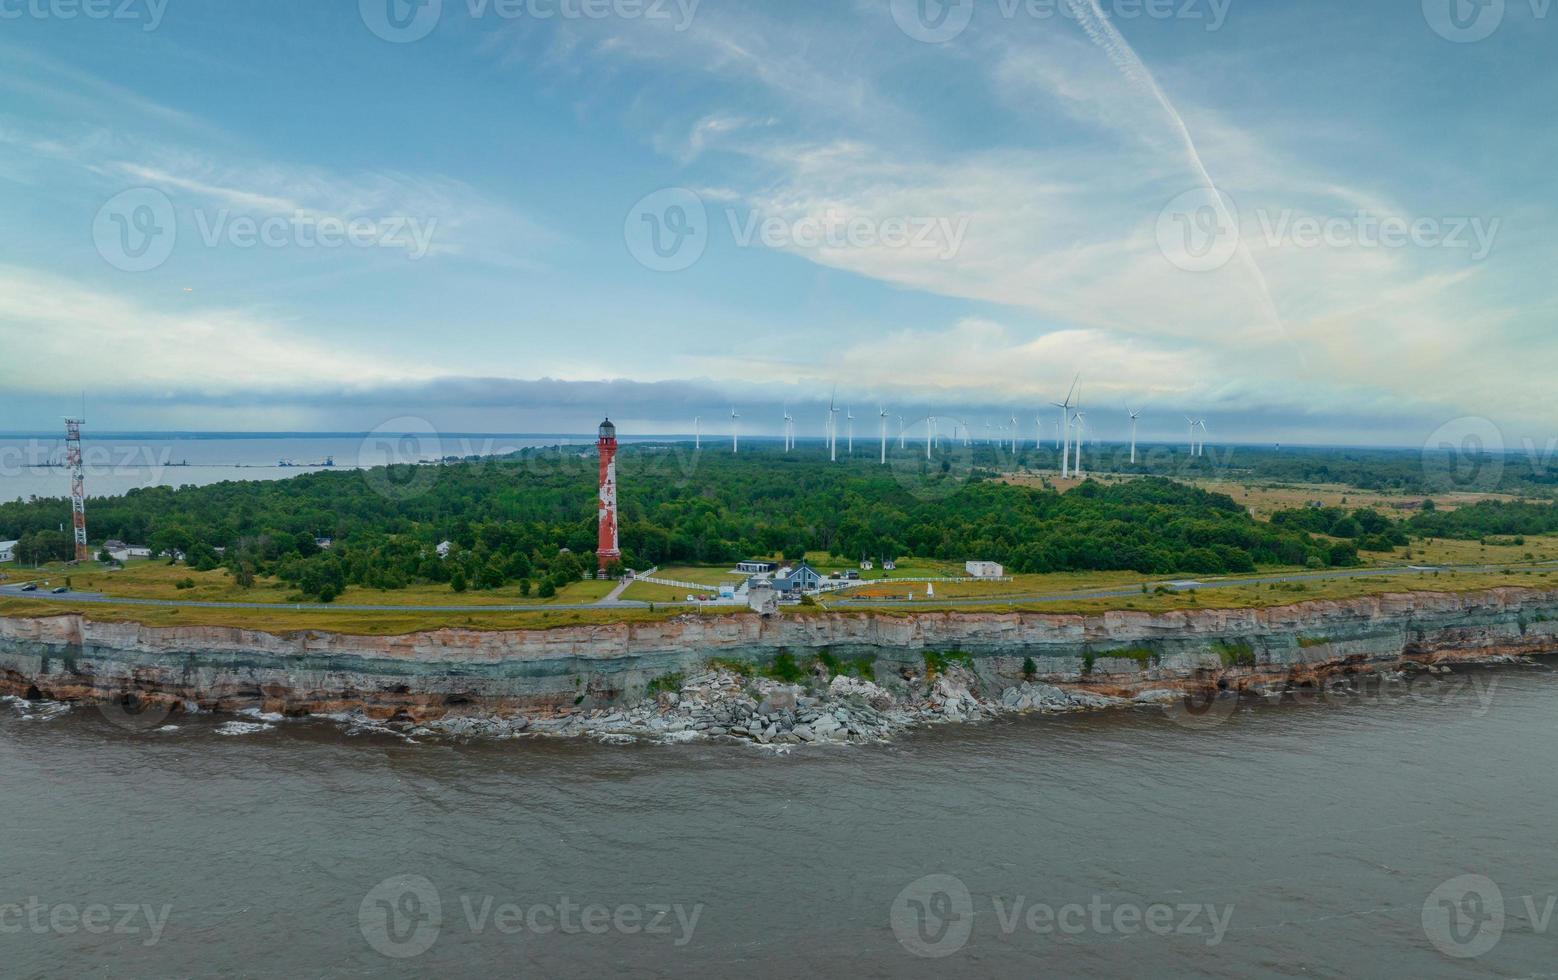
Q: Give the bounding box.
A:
[2,661,1556,977]
[0,432,616,504]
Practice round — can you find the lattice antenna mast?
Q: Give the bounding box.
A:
[65,417,88,561]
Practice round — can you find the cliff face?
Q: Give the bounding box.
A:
[3,588,1557,722]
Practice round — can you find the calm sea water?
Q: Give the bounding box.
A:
[3,662,1555,978]
[0,433,609,503]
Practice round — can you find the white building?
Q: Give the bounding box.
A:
[0,540,16,563]
[965,560,1004,579]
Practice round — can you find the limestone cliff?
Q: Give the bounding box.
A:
[2,588,1556,723]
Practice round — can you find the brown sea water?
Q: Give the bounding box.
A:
[2,660,1555,978]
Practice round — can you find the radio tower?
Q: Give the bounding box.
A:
[65,417,89,562]
[595,417,620,576]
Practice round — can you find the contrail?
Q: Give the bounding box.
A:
[1070,0,1288,345]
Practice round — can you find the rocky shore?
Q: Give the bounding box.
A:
[3,586,1558,742]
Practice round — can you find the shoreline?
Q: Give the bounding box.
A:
[3,586,1557,742]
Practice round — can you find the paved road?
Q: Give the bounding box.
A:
[0,562,1546,616]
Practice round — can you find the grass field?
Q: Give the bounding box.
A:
[5,567,1552,635]
[0,560,619,607]
[998,472,1517,519]
[832,568,1558,617]
[620,580,703,603]
[0,596,689,635]
[648,565,749,587]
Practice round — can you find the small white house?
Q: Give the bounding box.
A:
[965,560,1004,579]
[0,540,16,563]
[860,559,874,570]
[882,558,897,570]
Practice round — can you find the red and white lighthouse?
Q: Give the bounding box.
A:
[595,417,621,574]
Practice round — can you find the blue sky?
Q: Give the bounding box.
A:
[1,0,1554,446]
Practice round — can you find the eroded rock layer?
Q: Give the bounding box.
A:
[2,588,1555,726]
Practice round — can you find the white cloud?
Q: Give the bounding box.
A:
[0,266,435,393]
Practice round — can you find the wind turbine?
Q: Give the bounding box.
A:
[1009,414,1019,454]
[1186,416,1198,457]
[783,405,794,452]
[926,416,936,460]
[898,415,906,450]
[1035,417,1045,450]
[827,391,840,463]
[1128,408,1141,464]
[1052,374,1079,478]
[878,407,889,464]
[846,408,855,455]
[1072,411,1087,477]
[1196,419,1208,457]
[694,416,701,451]
[730,408,740,454]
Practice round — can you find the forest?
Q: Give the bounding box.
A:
[0,444,1380,600]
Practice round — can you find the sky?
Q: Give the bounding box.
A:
[0,0,1553,447]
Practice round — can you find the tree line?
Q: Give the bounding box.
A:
[0,444,1373,600]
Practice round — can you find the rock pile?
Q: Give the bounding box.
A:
[508,664,1145,745]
